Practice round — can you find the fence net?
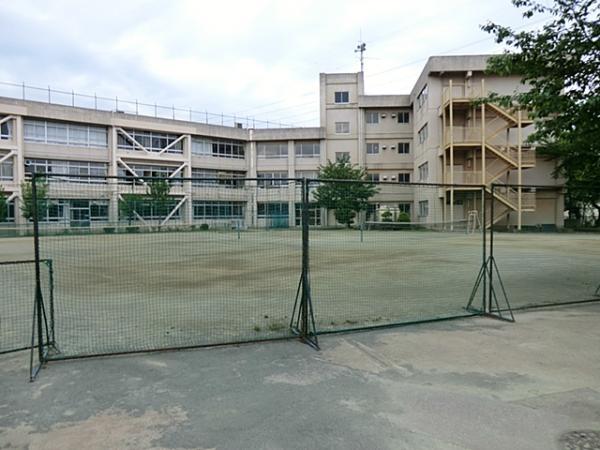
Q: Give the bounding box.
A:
[34,175,302,358]
[308,180,486,332]
[490,185,600,309]
[0,260,53,354]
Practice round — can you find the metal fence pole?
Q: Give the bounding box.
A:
[31,174,45,379]
[301,178,309,337]
[488,184,495,314]
[482,187,487,312]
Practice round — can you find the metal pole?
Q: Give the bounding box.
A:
[301,178,309,337]
[482,187,487,311]
[31,174,45,367]
[488,184,495,314]
[72,90,75,107]
[94,93,97,110]
[22,82,25,100]
[136,100,139,115]
[48,86,51,103]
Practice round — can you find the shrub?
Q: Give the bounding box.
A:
[199,223,209,231]
[381,208,393,222]
[126,226,139,233]
[103,227,116,234]
[397,212,410,223]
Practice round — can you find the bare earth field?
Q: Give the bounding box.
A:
[1,229,599,358]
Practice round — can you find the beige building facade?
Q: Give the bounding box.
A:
[0,55,563,230]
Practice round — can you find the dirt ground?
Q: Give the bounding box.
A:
[1,229,599,358]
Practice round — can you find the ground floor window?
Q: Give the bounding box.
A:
[39,199,109,224]
[294,203,321,226]
[119,197,181,221]
[257,202,289,218]
[193,201,244,219]
[398,202,411,216]
[418,200,429,218]
[1,200,15,222]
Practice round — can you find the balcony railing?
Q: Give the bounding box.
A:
[442,84,486,104]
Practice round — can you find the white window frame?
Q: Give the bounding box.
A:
[366,112,379,124]
[334,91,349,104]
[335,122,350,134]
[366,143,379,154]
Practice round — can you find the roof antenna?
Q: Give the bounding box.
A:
[355,30,366,73]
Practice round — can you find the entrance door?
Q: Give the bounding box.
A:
[70,200,90,227]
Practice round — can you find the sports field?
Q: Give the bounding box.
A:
[1,228,598,358]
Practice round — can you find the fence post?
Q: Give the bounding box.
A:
[30,174,46,380]
[488,184,495,314]
[301,178,309,337]
[482,187,487,312]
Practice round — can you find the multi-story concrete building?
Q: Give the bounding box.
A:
[0,55,563,230]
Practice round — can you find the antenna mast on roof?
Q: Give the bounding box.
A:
[355,30,366,72]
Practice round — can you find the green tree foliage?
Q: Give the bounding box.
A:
[314,156,378,227]
[0,185,7,222]
[119,179,172,225]
[20,178,48,221]
[148,178,171,220]
[482,0,600,224]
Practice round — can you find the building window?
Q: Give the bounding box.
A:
[296,170,319,179]
[26,159,108,183]
[335,152,350,163]
[398,172,410,183]
[335,122,350,134]
[294,203,321,226]
[397,112,410,123]
[397,142,410,154]
[295,141,320,158]
[191,168,245,187]
[418,123,428,144]
[193,201,245,219]
[118,129,183,154]
[366,143,379,154]
[398,202,411,216]
[257,171,288,188]
[418,200,429,218]
[24,119,108,148]
[257,142,288,159]
[36,199,109,224]
[2,200,15,222]
[418,162,429,181]
[118,198,181,221]
[366,112,379,124]
[0,160,13,180]
[416,85,428,110]
[117,163,183,185]
[334,91,349,103]
[191,138,245,159]
[0,120,13,140]
[257,202,289,218]
[366,173,379,182]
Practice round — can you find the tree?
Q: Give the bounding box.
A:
[481,0,600,225]
[20,178,48,221]
[119,193,144,226]
[314,156,378,227]
[0,185,7,222]
[148,178,171,221]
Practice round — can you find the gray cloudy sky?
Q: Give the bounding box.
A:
[0,0,549,127]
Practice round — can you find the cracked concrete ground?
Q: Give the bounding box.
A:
[1,303,599,450]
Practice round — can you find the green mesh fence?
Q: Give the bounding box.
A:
[0,259,53,354]
[34,174,302,359]
[308,180,486,333]
[490,185,600,310]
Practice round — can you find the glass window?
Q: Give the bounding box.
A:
[24,120,108,148]
[398,202,411,216]
[366,112,379,124]
[335,122,350,134]
[0,120,13,139]
[257,142,287,159]
[397,112,410,123]
[294,203,321,226]
[367,173,379,182]
[418,162,429,181]
[0,160,13,180]
[294,141,320,158]
[335,152,350,162]
[418,124,428,144]
[46,122,68,144]
[193,201,245,219]
[417,85,428,110]
[257,202,289,218]
[419,200,429,217]
[334,91,349,103]
[398,172,411,183]
[366,143,379,154]
[257,171,288,188]
[397,142,410,154]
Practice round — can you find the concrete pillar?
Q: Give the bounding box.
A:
[183,135,193,225]
[108,126,119,225]
[13,116,25,226]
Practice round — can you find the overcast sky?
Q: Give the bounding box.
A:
[0,0,549,127]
